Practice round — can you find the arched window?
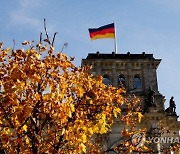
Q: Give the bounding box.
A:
[118,74,126,88]
[133,75,142,89]
[103,74,111,85]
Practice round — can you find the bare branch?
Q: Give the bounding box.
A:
[12,39,16,52]
[44,18,50,44]
[61,42,68,52]
[52,32,58,47]
[40,32,42,44]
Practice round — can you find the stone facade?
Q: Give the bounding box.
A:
[82,52,180,153]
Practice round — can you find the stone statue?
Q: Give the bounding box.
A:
[143,87,156,113]
[169,96,176,113]
[165,96,176,114]
[147,87,156,107]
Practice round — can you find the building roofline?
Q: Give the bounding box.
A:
[84,52,160,60]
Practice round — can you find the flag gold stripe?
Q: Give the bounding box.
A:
[91,33,115,40]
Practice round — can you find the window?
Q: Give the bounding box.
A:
[118,74,126,88]
[133,75,142,89]
[103,74,111,85]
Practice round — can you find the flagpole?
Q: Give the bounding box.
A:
[113,20,117,54]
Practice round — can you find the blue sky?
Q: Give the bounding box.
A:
[1,0,180,115]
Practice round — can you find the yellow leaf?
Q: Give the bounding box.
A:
[137,112,143,123]
[40,46,47,52]
[22,125,28,132]
[3,128,10,134]
[70,104,75,112]
[80,143,86,153]
[68,110,72,118]
[6,48,11,53]
[82,134,87,143]
[113,107,121,118]
[25,137,30,144]
[143,145,149,150]
[14,115,20,127]
[34,53,41,59]
[61,128,65,135]
[98,113,106,124]
[99,125,108,134]
[88,128,94,135]
[114,112,117,118]
[76,86,84,97]
[92,126,99,133]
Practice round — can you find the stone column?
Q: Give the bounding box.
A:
[112,62,117,87]
[126,62,133,91]
[142,62,149,93]
[95,62,102,76]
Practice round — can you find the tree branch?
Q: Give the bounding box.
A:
[43,18,50,44]
[0,100,14,128]
[52,32,58,47]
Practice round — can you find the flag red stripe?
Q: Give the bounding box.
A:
[89,28,115,38]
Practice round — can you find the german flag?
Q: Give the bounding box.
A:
[88,23,115,40]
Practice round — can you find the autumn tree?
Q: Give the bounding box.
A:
[0,25,145,153]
